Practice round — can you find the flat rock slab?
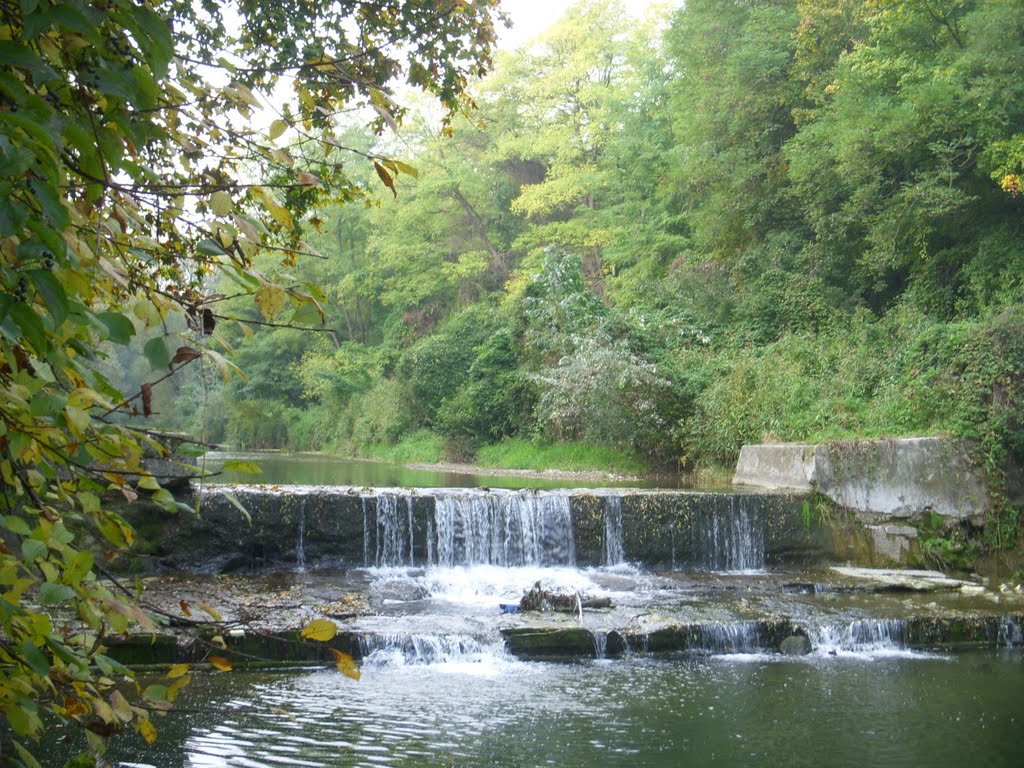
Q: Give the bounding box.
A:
[829,566,973,592]
[734,437,990,520]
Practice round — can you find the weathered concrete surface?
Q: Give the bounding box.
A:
[733,443,820,491]
[125,486,822,574]
[734,437,989,520]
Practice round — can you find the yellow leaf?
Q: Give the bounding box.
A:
[209,656,233,672]
[210,634,227,649]
[210,191,233,217]
[167,674,191,702]
[197,602,223,622]
[167,663,190,679]
[330,648,361,681]
[393,160,418,178]
[138,718,157,745]
[266,200,293,229]
[109,690,133,723]
[299,618,337,642]
[269,119,288,141]
[255,283,287,320]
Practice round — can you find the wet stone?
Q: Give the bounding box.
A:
[780,634,812,656]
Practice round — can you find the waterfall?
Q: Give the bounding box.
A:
[592,631,609,659]
[371,492,416,567]
[362,497,369,566]
[690,495,764,572]
[693,622,763,653]
[808,619,909,654]
[295,499,307,572]
[360,633,506,665]
[604,496,625,566]
[432,490,575,567]
[999,617,1023,646]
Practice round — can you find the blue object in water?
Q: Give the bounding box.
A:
[499,603,520,614]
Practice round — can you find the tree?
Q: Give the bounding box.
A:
[0,0,502,762]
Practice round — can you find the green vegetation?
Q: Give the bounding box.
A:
[476,439,648,475]
[0,0,500,762]
[164,0,1023,503]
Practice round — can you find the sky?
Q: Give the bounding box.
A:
[496,0,677,50]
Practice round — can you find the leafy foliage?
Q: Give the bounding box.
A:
[159,1,1024,528]
[0,0,501,760]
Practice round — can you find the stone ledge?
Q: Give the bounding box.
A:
[734,437,989,520]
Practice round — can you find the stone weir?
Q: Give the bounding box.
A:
[141,486,823,573]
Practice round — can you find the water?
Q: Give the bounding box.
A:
[201,450,680,489]
[432,490,575,567]
[690,494,764,572]
[605,495,626,565]
[63,651,1024,767]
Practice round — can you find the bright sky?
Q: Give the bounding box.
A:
[496,0,678,50]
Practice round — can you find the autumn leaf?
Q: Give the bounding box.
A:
[299,618,337,642]
[167,663,190,679]
[374,162,397,197]
[255,283,287,320]
[138,718,157,745]
[197,602,223,622]
[208,656,233,672]
[169,346,202,369]
[179,600,192,618]
[330,649,361,681]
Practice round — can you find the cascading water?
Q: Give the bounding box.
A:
[690,494,764,571]
[371,492,417,567]
[296,498,307,572]
[360,632,508,666]
[808,619,910,655]
[694,622,764,654]
[604,496,625,566]
[433,490,575,567]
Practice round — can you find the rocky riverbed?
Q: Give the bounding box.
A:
[100,564,1024,667]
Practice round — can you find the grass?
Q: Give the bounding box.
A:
[359,429,446,464]
[474,438,650,475]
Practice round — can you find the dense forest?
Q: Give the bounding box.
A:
[149,0,1023,488]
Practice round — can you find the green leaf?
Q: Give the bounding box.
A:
[4,515,32,536]
[128,4,174,79]
[290,301,325,327]
[22,539,46,563]
[152,488,177,513]
[218,490,252,525]
[27,269,68,326]
[12,739,43,768]
[144,684,168,702]
[38,582,74,605]
[19,640,49,677]
[0,41,57,83]
[95,311,136,344]
[29,392,66,418]
[10,302,48,355]
[197,238,228,256]
[29,177,68,227]
[144,336,171,370]
[0,136,35,176]
[62,550,93,587]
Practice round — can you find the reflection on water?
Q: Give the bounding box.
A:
[59,651,1024,768]
[199,451,681,490]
